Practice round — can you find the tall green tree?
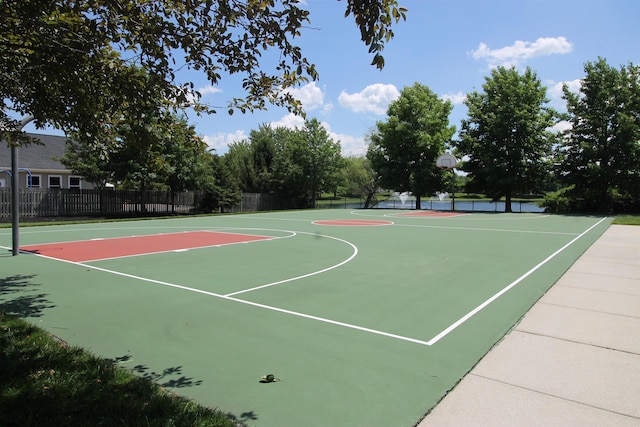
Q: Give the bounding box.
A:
[340,156,380,207]
[61,110,211,193]
[207,153,242,213]
[267,121,343,207]
[158,116,213,195]
[2,0,407,143]
[301,118,344,206]
[456,67,557,212]
[557,58,640,212]
[270,127,308,206]
[225,140,259,193]
[225,124,284,193]
[367,83,455,209]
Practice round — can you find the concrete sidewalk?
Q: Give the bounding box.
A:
[418,224,640,427]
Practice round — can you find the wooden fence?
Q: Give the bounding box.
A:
[0,189,300,221]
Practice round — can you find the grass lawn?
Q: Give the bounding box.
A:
[611,214,640,225]
[0,312,245,427]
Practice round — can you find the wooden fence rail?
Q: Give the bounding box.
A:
[0,189,300,221]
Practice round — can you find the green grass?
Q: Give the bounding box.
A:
[0,312,245,427]
[612,214,640,225]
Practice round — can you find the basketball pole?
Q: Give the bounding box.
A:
[451,168,456,212]
[11,115,35,256]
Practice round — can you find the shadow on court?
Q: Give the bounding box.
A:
[108,355,259,424]
[130,363,204,388]
[0,274,55,318]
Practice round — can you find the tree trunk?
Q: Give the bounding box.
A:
[364,192,374,209]
[505,191,512,213]
[415,194,421,210]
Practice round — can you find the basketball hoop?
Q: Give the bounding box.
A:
[436,153,458,170]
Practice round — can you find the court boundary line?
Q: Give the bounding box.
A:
[0,217,608,347]
[391,223,580,236]
[349,210,551,221]
[426,216,609,345]
[7,233,438,346]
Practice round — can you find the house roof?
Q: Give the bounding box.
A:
[0,133,69,171]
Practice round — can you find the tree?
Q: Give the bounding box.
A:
[207,154,242,213]
[301,118,344,206]
[455,66,557,212]
[270,127,308,206]
[225,140,260,193]
[267,121,342,207]
[367,83,455,209]
[61,109,211,194]
[556,58,640,212]
[1,0,407,142]
[61,129,118,190]
[340,156,380,207]
[229,121,342,207]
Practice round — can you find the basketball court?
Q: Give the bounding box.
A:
[0,209,612,426]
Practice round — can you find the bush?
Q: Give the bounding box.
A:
[541,186,574,213]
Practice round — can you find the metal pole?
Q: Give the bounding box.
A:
[451,168,456,212]
[11,115,35,256]
[11,145,19,255]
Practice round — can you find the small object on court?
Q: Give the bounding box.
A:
[259,374,279,383]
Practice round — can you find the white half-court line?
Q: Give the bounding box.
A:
[426,216,609,346]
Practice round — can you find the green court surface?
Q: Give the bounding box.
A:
[0,210,611,426]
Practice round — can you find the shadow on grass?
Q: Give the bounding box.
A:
[0,274,55,318]
[0,314,251,427]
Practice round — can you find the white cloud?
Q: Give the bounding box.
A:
[471,37,573,68]
[549,120,572,134]
[548,78,582,100]
[198,85,223,97]
[182,85,222,105]
[202,130,247,153]
[333,133,368,157]
[441,92,467,105]
[269,112,307,130]
[285,82,325,111]
[338,83,400,115]
[547,78,582,110]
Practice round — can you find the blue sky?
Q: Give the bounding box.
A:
[25,0,640,157]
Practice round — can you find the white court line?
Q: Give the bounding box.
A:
[349,210,550,221]
[426,216,609,345]
[1,217,608,348]
[80,230,296,263]
[9,242,432,346]
[225,232,358,297]
[392,223,579,236]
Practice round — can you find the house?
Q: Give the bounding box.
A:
[0,133,94,190]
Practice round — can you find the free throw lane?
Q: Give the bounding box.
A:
[19,230,272,262]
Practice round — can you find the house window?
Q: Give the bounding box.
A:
[0,178,5,188]
[69,176,81,190]
[28,175,41,188]
[48,175,62,188]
